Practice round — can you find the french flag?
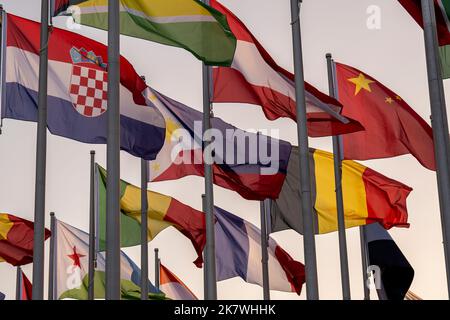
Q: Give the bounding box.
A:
[145,88,292,201]
[1,13,166,160]
[210,0,363,137]
[159,263,198,300]
[214,206,305,295]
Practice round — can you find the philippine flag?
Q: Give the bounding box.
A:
[1,13,165,160]
[214,206,305,295]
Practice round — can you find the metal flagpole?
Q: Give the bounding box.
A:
[326,54,351,300]
[32,0,50,300]
[201,193,209,300]
[421,0,450,298]
[88,151,96,300]
[289,0,319,300]
[105,0,121,300]
[16,266,22,300]
[154,248,160,291]
[202,0,217,301]
[359,226,370,300]
[260,200,270,300]
[141,158,149,300]
[48,212,56,300]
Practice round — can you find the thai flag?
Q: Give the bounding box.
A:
[214,207,305,295]
[1,13,165,160]
[159,263,198,300]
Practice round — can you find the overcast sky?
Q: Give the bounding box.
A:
[1,0,449,300]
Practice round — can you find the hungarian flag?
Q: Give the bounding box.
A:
[365,223,414,300]
[270,148,411,235]
[159,263,198,300]
[0,213,51,266]
[398,0,450,79]
[17,268,32,300]
[54,219,165,300]
[53,0,237,66]
[96,165,206,267]
[214,206,305,295]
[210,0,363,137]
[2,13,166,160]
[144,87,292,201]
[336,62,436,170]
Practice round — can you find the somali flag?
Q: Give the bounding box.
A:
[2,13,165,160]
[214,207,305,295]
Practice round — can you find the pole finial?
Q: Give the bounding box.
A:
[90,150,96,155]
[50,212,55,217]
[326,53,332,59]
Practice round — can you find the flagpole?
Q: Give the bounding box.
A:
[154,248,160,291]
[88,151,96,300]
[260,200,270,300]
[105,0,121,300]
[202,0,217,301]
[421,0,450,298]
[16,266,22,300]
[359,226,370,300]
[326,54,351,300]
[201,193,209,300]
[289,0,319,300]
[32,0,50,300]
[141,158,149,300]
[48,212,56,300]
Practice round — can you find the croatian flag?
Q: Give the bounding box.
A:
[159,263,198,300]
[210,0,363,137]
[144,88,292,201]
[214,207,305,294]
[1,14,165,160]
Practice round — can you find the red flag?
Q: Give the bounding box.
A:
[336,62,435,170]
[210,0,363,137]
[20,269,32,300]
[398,0,450,46]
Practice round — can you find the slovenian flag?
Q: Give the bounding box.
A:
[214,207,305,295]
[2,13,165,160]
[159,263,198,300]
[144,88,292,201]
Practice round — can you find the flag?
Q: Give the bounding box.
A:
[18,269,32,300]
[96,165,206,267]
[54,219,165,300]
[2,13,165,160]
[159,263,198,300]
[398,0,450,46]
[0,292,5,300]
[336,62,436,170]
[144,87,292,201]
[54,0,237,66]
[398,0,450,79]
[0,213,51,266]
[210,0,364,137]
[214,206,305,295]
[365,223,414,300]
[270,147,411,235]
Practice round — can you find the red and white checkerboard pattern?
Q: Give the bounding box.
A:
[70,65,108,117]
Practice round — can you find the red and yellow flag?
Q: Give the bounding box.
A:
[0,214,51,266]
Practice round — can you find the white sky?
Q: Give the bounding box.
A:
[1,0,449,300]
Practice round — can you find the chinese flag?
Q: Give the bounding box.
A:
[336,62,436,170]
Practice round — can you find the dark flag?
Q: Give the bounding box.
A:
[0,292,5,300]
[365,222,414,300]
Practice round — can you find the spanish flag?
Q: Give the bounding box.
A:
[96,165,206,266]
[53,0,237,66]
[0,214,51,266]
[270,148,411,235]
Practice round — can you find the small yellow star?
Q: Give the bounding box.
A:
[348,73,375,96]
[395,95,402,101]
[152,162,161,172]
[385,97,393,104]
[148,94,157,102]
[165,117,181,141]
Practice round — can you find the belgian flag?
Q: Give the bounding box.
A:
[270,147,411,235]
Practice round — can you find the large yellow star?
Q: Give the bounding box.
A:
[348,73,375,96]
[165,117,181,142]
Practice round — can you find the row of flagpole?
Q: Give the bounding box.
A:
[23,0,450,300]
